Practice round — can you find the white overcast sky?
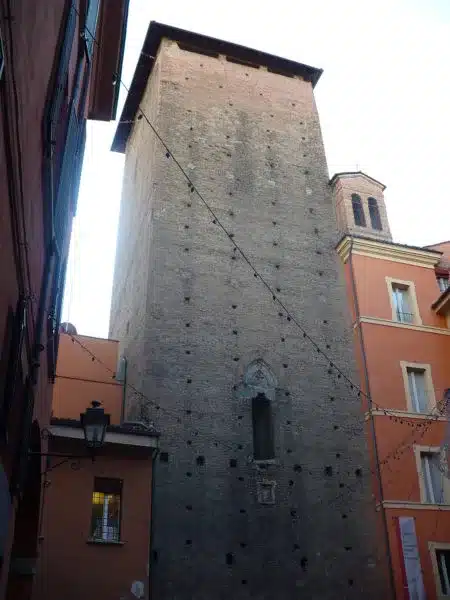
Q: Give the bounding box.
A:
[62,0,450,338]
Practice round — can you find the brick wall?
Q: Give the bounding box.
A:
[110,39,391,599]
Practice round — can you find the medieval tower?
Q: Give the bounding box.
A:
[110,22,390,600]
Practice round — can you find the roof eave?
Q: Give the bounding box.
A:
[329,171,387,192]
[336,234,442,267]
[111,21,322,153]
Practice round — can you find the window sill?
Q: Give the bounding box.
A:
[367,409,446,421]
[381,500,450,511]
[252,458,278,467]
[86,538,125,546]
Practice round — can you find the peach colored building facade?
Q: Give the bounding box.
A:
[33,332,159,600]
[334,172,450,600]
[0,2,129,598]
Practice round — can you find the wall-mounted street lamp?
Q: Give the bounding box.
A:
[80,400,110,452]
[29,401,111,467]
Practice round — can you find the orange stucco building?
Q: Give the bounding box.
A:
[334,172,450,600]
[33,331,159,600]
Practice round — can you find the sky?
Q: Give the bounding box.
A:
[62,0,450,338]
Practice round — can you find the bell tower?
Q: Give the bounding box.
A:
[331,171,392,242]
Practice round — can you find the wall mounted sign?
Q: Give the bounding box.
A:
[398,516,426,600]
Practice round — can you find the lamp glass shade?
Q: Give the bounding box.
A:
[80,402,110,449]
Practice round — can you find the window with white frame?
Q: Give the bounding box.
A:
[436,549,450,596]
[391,283,414,323]
[90,478,122,542]
[421,451,445,504]
[407,368,429,413]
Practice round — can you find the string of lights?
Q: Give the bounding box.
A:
[33,15,448,596]
[73,4,414,420]
[62,6,448,499]
[112,71,440,424]
[67,330,447,482]
[325,398,449,512]
[31,280,445,489]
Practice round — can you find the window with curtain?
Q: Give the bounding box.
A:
[391,284,414,323]
[351,194,366,227]
[368,197,382,230]
[420,452,445,503]
[90,478,122,542]
[407,368,428,413]
[252,393,275,460]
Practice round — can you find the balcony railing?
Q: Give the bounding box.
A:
[396,311,414,324]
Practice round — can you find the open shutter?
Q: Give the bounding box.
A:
[72,121,86,216]
[48,4,76,155]
[85,0,100,58]
[1,297,27,434]
[0,28,5,80]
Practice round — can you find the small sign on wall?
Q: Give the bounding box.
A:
[257,479,276,504]
[398,516,426,600]
[130,581,145,598]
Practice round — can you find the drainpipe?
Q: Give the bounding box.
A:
[348,236,396,599]
[148,446,159,600]
[120,357,127,424]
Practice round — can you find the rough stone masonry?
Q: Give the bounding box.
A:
[110,22,391,600]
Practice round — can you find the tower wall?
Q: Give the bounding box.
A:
[110,39,390,599]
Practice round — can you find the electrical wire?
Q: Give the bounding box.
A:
[74,3,407,423]
[67,330,447,480]
[63,3,450,495]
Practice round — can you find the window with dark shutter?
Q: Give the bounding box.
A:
[0,27,4,81]
[84,0,101,58]
[44,3,91,378]
[368,197,382,230]
[1,297,27,434]
[351,194,366,227]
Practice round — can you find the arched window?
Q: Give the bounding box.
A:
[351,194,366,227]
[368,197,382,230]
[252,393,275,460]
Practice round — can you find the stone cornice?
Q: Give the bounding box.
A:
[336,235,441,268]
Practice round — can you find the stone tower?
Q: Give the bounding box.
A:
[110,23,391,600]
[330,171,392,242]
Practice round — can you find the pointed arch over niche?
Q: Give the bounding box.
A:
[244,359,277,399]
